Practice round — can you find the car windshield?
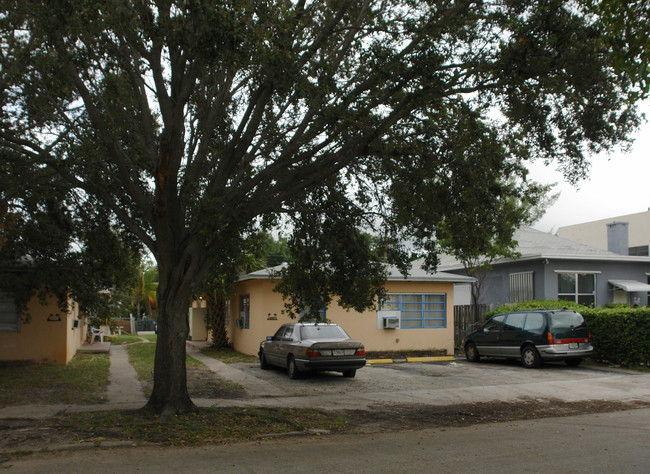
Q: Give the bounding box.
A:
[300,325,349,340]
[549,311,586,329]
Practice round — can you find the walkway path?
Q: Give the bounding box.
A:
[106,345,147,406]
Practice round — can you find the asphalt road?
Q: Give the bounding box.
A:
[6,408,650,473]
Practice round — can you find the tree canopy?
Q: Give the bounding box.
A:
[1,0,646,415]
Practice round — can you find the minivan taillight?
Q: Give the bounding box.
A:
[548,332,590,345]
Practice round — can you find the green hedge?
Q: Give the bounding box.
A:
[486,300,650,366]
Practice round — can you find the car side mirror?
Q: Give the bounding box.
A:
[266,336,273,342]
[483,327,489,333]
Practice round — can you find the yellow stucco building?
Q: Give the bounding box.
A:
[0,292,86,365]
[190,265,474,356]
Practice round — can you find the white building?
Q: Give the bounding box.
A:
[557,210,650,256]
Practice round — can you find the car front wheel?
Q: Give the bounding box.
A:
[287,356,301,379]
[521,346,542,369]
[259,350,269,370]
[465,342,480,362]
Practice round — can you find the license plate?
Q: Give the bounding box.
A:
[332,349,344,356]
[569,342,579,349]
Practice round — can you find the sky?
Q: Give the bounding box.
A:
[528,100,650,234]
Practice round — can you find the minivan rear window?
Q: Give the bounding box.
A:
[549,311,586,329]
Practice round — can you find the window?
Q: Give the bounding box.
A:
[239,295,250,329]
[557,272,596,305]
[0,292,19,332]
[301,325,349,340]
[504,313,526,331]
[523,313,545,334]
[379,294,446,329]
[484,314,505,332]
[509,271,534,303]
[298,305,326,322]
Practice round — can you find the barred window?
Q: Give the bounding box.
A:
[509,271,534,303]
[378,294,446,329]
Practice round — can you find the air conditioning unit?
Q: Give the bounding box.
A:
[383,317,399,329]
[236,318,244,329]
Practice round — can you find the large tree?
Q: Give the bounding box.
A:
[1,1,646,415]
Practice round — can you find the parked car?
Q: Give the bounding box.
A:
[462,309,593,368]
[259,323,366,378]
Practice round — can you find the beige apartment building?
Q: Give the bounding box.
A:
[189,264,475,356]
[558,210,650,256]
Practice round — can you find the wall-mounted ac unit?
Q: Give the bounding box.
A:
[236,318,244,329]
[383,317,399,329]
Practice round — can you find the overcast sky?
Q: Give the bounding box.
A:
[528,100,650,234]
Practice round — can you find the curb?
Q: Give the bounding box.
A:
[366,355,457,365]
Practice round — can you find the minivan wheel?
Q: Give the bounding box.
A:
[565,358,582,367]
[521,346,542,369]
[465,342,480,362]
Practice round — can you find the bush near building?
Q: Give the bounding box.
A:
[486,301,650,367]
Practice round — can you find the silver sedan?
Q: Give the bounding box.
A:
[259,323,366,379]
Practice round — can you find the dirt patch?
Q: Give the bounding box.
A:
[343,398,650,433]
[138,365,246,400]
[186,365,246,399]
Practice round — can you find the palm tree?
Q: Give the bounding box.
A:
[133,258,158,320]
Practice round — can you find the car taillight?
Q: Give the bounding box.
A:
[306,349,321,357]
[548,332,590,344]
[355,348,365,356]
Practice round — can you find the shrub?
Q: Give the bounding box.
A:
[485,300,650,366]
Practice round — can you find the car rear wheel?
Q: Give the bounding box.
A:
[259,350,269,370]
[287,356,301,379]
[521,346,542,369]
[342,369,356,378]
[465,342,480,362]
[565,358,582,367]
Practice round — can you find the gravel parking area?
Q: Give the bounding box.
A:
[229,357,643,400]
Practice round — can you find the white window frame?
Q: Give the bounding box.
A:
[555,271,599,305]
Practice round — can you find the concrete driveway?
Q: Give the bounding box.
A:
[194,356,650,411]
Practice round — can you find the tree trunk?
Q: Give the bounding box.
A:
[143,287,196,416]
[206,292,229,349]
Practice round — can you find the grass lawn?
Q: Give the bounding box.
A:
[125,339,245,398]
[201,346,258,364]
[61,407,347,445]
[0,352,110,405]
[106,335,142,345]
[126,340,202,381]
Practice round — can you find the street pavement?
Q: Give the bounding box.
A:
[5,408,650,473]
